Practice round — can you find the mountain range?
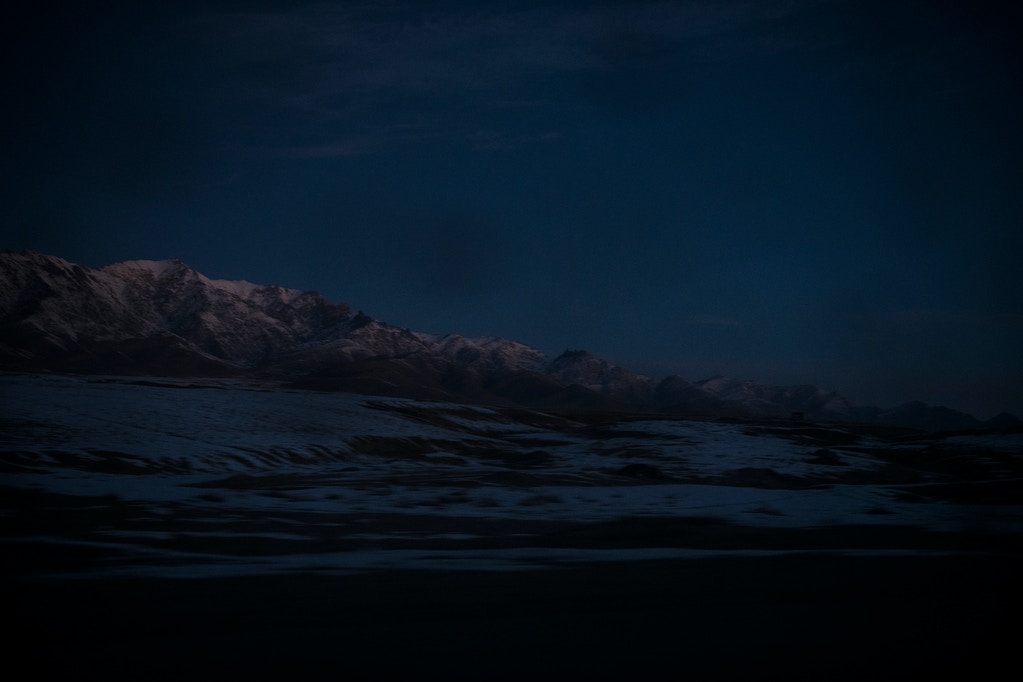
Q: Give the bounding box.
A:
[1,250,1017,432]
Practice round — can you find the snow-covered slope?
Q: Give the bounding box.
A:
[3,374,1020,578]
[423,333,548,374]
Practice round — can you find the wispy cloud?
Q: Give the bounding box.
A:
[182,1,841,155]
[687,314,745,328]
[272,137,378,159]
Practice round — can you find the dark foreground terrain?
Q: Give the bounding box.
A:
[7,553,1018,681]
[3,375,1020,679]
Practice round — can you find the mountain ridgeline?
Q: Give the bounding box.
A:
[1,251,1016,432]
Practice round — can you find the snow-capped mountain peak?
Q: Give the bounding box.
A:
[426,333,548,373]
[0,251,1002,430]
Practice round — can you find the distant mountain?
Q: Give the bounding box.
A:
[547,349,656,406]
[665,376,862,421]
[984,412,1023,433]
[868,401,984,433]
[0,251,355,373]
[1,251,1007,431]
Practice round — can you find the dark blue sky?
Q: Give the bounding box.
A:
[4,1,1022,418]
